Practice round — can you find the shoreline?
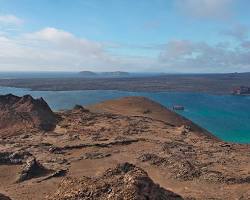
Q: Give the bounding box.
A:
[2,84,250,97]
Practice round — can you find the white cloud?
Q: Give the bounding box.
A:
[0,15,23,26]
[0,27,155,71]
[176,0,233,19]
[159,40,250,72]
[1,27,250,73]
[24,27,106,57]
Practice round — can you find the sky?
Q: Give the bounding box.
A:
[0,0,250,73]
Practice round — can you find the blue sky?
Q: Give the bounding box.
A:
[0,0,250,72]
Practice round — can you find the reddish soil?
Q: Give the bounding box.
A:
[0,95,249,200]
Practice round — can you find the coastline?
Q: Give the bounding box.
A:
[0,72,250,94]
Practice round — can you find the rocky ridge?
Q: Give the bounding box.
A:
[0,94,57,134]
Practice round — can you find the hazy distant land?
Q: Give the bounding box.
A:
[0,72,250,94]
[79,71,130,77]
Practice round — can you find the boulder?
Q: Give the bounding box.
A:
[17,157,51,182]
[0,151,31,165]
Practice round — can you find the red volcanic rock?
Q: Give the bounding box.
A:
[0,94,57,133]
[16,157,51,182]
[48,162,184,200]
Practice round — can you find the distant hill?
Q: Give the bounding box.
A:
[79,71,130,77]
[79,71,97,76]
[87,96,211,134]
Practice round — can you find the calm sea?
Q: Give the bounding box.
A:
[0,86,250,144]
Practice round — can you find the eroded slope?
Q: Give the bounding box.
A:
[0,95,249,200]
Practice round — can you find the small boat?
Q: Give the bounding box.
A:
[173,105,184,111]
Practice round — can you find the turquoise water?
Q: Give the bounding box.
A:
[0,86,250,144]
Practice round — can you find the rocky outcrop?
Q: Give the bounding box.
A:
[49,137,139,152]
[73,104,89,112]
[48,162,184,200]
[82,152,111,159]
[0,193,12,200]
[17,157,51,182]
[0,94,57,133]
[0,151,31,165]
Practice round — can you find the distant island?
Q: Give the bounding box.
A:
[2,72,250,93]
[79,71,97,76]
[101,71,130,76]
[79,71,130,77]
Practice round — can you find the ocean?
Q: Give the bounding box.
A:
[0,86,250,144]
